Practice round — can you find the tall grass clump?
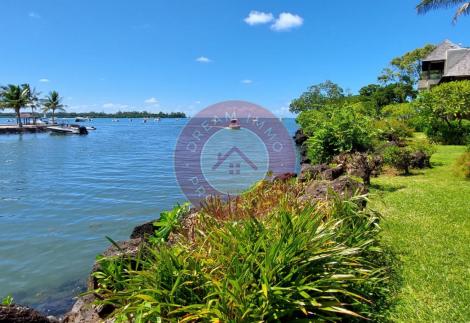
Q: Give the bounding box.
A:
[453,146,470,180]
[92,181,395,322]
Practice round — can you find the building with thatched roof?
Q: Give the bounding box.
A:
[418,40,470,90]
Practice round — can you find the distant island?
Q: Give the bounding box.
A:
[0,110,186,119]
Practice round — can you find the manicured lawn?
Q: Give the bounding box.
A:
[370,145,470,322]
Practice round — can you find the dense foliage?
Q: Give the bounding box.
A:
[289,81,345,113]
[416,80,470,144]
[297,106,377,164]
[92,180,394,322]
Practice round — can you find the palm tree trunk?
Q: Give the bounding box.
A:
[52,109,55,124]
[31,107,36,125]
[16,109,23,128]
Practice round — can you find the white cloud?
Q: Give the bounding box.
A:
[39,78,49,83]
[144,97,159,105]
[195,56,211,63]
[28,12,41,19]
[244,11,274,25]
[241,79,253,84]
[271,12,303,31]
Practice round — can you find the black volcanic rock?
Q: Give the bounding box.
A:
[0,305,52,323]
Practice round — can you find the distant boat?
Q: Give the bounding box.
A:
[75,117,89,122]
[48,124,88,135]
[155,117,161,122]
[228,118,241,130]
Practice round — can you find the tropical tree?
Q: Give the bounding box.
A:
[22,84,40,125]
[42,91,66,124]
[378,44,436,86]
[417,0,470,23]
[416,80,470,144]
[289,80,345,113]
[0,84,31,127]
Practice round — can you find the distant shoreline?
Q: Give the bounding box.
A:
[0,111,186,119]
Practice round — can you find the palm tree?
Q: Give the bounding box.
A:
[417,0,470,23]
[42,91,66,124]
[22,84,41,125]
[0,84,31,127]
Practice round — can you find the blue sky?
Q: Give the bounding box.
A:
[1,1,469,117]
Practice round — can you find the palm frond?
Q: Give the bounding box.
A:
[453,2,470,22]
[417,0,468,14]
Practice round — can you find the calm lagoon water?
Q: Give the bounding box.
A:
[0,117,298,314]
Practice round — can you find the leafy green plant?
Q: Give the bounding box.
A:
[383,145,413,175]
[1,295,14,306]
[298,106,377,164]
[92,184,395,322]
[415,81,470,144]
[375,118,414,143]
[151,203,190,242]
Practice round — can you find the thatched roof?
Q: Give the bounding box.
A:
[445,51,470,77]
[423,39,461,62]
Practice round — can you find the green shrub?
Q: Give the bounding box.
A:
[424,119,470,145]
[415,81,470,145]
[382,103,426,131]
[92,189,394,321]
[374,118,414,142]
[383,145,413,175]
[297,106,377,164]
[409,139,436,169]
[453,151,470,180]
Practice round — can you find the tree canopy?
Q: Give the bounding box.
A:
[289,80,345,113]
[378,44,436,86]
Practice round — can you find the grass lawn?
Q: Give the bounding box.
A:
[369,144,470,322]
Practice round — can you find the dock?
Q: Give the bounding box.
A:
[0,125,50,134]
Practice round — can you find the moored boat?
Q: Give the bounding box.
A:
[228,118,241,130]
[48,124,88,135]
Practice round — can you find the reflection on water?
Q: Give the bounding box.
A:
[0,117,298,314]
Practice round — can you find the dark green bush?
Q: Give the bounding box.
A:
[383,145,413,175]
[424,120,470,145]
[409,140,436,169]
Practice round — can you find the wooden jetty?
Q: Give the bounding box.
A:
[0,125,50,134]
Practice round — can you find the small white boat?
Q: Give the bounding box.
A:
[228,118,241,130]
[75,117,89,122]
[48,124,88,135]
